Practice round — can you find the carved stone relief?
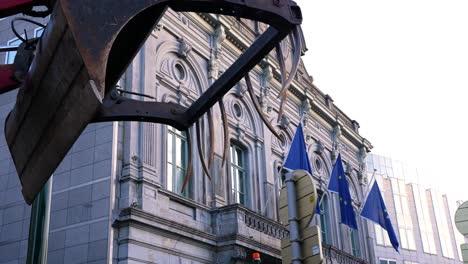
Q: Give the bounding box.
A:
[331,124,342,162]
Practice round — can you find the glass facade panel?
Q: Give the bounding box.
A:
[432,191,455,259]
[319,195,331,244]
[350,228,361,257]
[167,126,190,198]
[413,185,437,254]
[6,38,21,64]
[391,178,416,250]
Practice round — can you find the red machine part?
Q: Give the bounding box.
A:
[0,64,20,94]
[0,0,50,18]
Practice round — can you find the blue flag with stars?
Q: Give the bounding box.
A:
[283,123,313,173]
[328,154,358,229]
[284,123,321,216]
[361,181,399,252]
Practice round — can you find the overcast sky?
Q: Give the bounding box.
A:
[296,0,468,203]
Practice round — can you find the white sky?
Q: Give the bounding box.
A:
[296,0,468,203]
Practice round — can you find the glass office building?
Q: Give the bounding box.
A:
[367,154,463,264]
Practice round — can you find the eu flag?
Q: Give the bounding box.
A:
[328,154,358,229]
[283,123,312,173]
[316,195,321,215]
[361,181,399,252]
[284,123,320,216]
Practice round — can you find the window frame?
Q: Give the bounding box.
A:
[229,142,247,205]
[166,126,191,198]
[379,258,397,264]
[350,212,361,257]
[319,193,332,245]
[5,27,45,64]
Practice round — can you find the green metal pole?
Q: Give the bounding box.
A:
[26,176,53,264]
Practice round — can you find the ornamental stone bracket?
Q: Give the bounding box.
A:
[331,123,342,162]
[357,145,368,186]
[176,37,192,58]
[259,64,273,114]
[209,23,226,80]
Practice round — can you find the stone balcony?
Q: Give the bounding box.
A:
[115,202,369,264]
[213,204,288,259]
[213,204,368,264]
[323,244,368,264]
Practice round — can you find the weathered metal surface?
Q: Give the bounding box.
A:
[5,0,302,204]
[0,65,20,94]
[94,91,189,131]
[0,0,52,18]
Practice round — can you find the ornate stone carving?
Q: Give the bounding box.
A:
[259,65,273,113]
[152,24,163,38]
[331,124,342,162]
[214,24,226,54]
[345,162,352,176]
[279,115,290,130]
[301,98,311,126]
[315,140,324,154]
[208,56,220,79]
[176,37,192,58]
[358,146,368,185]
[235,124,245,141]
[209,24,226,80]
[234,82,247,98]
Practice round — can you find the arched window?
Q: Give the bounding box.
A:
[167,126,191,198]
[319,194,331,244]
[230,143,247,205]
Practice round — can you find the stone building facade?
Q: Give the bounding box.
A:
[366,154,463,264]
[0,10,373,264]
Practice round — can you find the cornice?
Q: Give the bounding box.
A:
[193,14,373,151]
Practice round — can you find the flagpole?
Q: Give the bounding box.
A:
[359,169,377,214]
[285,170,303,264]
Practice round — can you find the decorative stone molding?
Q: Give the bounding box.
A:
[235,124,246,141]
[234,82,247,98]
[301,98,311,124]
[176,37,192,58]
[278,115,290,130]
[345,162,352,176]
[358,146,368,185]
[152,24,163,38]
[259,65,273,113]
[314,140,324,155]
[209,24,226,80]
[331,124,342,162]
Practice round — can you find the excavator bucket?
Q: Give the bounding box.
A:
[4,0,302,204]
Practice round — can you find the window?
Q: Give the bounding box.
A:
[167,126,191,198]
[319,195,331,244]
[379,259,396,264]
[5,27,44,64]
[5,38,22,64]
[404,261,418,264]
[392,178,416,250]
[432,191,455,259]
[375,224,392,246]
[350,227,361,257]
[230,143,246,205]
[412,185,437,254]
